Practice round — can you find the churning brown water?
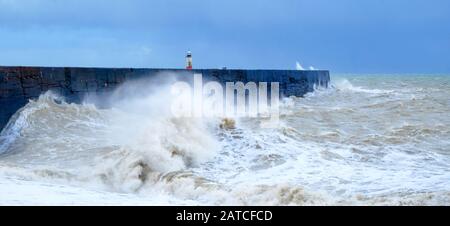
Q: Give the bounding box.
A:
[0,74,449,205]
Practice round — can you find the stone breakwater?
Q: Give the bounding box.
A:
[0,66,330,129]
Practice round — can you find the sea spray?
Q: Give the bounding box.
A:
[1,75,450,205]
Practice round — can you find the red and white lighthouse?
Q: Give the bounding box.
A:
[186,51,192,70]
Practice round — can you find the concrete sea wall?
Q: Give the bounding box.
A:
[0,66,330,130]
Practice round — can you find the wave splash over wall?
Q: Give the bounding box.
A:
[1,75,450,205]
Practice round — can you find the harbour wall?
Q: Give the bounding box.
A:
[0,66,330,130]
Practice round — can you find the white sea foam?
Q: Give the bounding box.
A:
[1,75,450,205]
[332,78,394,94]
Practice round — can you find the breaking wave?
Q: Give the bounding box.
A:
[1,75,450,205]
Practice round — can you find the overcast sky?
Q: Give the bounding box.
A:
[0,0,449,73]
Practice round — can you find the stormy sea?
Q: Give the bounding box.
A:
[0,74,449,205]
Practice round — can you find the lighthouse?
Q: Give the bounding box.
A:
[186,51,192,70]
